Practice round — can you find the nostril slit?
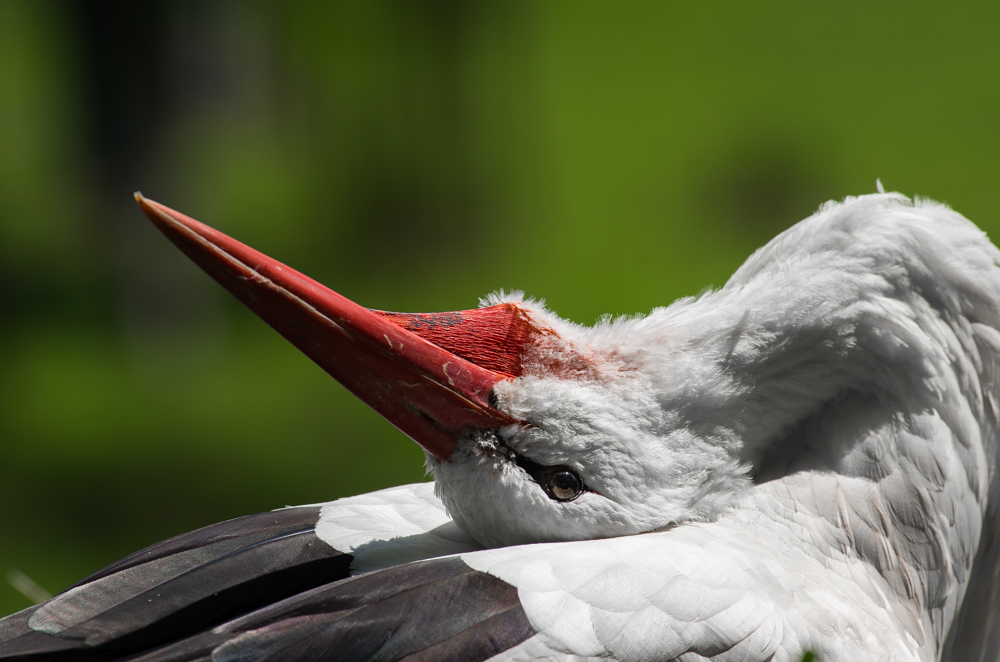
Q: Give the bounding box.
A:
[487,388,499,410]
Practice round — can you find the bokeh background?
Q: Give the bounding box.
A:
[1,0,999,616]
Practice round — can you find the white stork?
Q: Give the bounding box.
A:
[0,191,998,662]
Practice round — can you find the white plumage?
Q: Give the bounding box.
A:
[343,192,1000,660]
[2,191,998,662]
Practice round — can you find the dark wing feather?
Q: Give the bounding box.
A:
[72,507,329,587]
[0,506,351,661]
[126,557,535,662]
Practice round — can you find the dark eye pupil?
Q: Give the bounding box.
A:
[546,469,582,501]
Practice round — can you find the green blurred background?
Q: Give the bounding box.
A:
[1,0,998,616]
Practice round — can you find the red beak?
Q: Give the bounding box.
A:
[135,193,531,461]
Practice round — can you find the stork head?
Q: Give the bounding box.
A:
[137,195,752,547]
[428,292,751,547]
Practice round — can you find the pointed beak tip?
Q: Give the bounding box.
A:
[134,192,161,222]
[135,195,188,238]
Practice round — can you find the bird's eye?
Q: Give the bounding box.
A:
[510,449,586,502]
[541,467,583,502]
